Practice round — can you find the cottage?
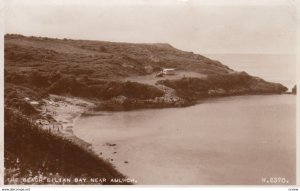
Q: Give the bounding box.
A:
[162,68,176,75]
[30,101,39,105]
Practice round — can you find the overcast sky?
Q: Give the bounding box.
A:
[3,0,298,54]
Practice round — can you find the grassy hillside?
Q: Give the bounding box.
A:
[5,108,129,185]
[5,34,232,80]
[4,34,288,184]
[5,34,287,105]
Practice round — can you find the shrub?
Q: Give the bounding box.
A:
[158,72,287,100]
[28,71,49,87]
[5,72,28,85]
[4,108,128,185]
[88,81,164,100]
[48,76,90,97]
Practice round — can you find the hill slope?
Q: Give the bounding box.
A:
[5,34,232,79]
[5,34,287,104]
[4,34,288,184]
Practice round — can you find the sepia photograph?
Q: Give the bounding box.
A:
[1,0,298,188]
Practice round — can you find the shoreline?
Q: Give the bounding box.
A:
[72,94,296,184]
[91,91,293,112]
[40,93,295,147]
[37,93,296,184]
[4,33,296,185]
[38,94,95,150]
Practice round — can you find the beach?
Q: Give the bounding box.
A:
[39,95,95,149]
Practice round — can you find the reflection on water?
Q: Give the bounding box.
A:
[74,95,296,185]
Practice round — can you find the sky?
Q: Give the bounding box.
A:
[3,0,298,54]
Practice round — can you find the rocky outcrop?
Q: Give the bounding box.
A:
[292,85,297,94]
[157,72,287,101]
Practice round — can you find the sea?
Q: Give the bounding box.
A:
[206,54,296,91]
[73,54,297,185]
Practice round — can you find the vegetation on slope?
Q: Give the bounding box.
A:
[5,70,164,100]
[4,34,289,184]
[4,86,129,184]
[5,34,232,80]
[5,108,130,185]
[5,34,288,105]
[158,72,287,101]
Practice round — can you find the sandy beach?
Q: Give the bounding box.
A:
[38,95,95,148]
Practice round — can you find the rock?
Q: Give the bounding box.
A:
[292,85,297,94]
[112,96,127,104]
[208,88,226,96]
[104,143,117,147]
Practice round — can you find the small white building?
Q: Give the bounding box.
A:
[162,68,176,75]
[30,101,39,106]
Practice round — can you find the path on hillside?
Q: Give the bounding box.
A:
[121,71,206,101]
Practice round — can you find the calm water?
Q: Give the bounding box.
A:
[205,54,296,91]
[74,95,296,185]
